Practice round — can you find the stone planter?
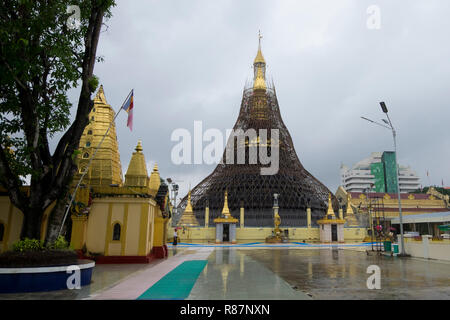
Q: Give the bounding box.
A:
[0,259,95,293]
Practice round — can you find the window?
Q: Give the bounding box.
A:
[113,223,121,241]
[83,152,89,159]
[85,141,91,147]
[91,116,94,121]
[87,130,93,135]
[0,223,4,242]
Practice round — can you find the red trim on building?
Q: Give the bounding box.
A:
[152,246,168,259]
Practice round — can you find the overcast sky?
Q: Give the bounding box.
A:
[63,0,450,202]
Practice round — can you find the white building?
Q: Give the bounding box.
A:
[341,152,421,193]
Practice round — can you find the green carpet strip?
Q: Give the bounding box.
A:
[137,260,208,300]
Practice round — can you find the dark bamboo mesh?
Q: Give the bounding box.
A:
[178,82,339,227]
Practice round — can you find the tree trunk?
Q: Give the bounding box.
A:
[45,196,70,245]
[20,208,43,240]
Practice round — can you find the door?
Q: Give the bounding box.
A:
[331,224,338,242]
[223,224,230,242]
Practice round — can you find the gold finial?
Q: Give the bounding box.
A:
[183,189,194,213]
[327,193,335,216]
[153,163,158,172]
[135,140,143,153]
[94,85,107,104]
[254,32,266,65]
[222,189,231,217]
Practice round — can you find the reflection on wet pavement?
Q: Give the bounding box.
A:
[187,248,310,300]
[243,249,450,299]
[1,247,448,300]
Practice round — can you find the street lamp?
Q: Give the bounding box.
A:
[361,101,407,256]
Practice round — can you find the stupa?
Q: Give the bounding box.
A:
[178,35,338,227]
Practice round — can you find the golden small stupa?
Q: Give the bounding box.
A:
[177,190,200,227]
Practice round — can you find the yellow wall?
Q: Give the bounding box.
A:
[152,207,169,248]
[168,226,367,243]
[83,197,156,257]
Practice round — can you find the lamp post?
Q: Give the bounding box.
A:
[361,102,406,256]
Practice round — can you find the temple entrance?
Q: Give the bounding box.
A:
[331,224,338,242]
[223,224,230,242]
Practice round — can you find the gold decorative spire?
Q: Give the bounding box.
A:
[125,140,148,187]
[135,140,143,153]
[148,162,161,196]
[253,30,266,64]
[75,85,123,187]
[222,189,231,218]
[327,193,335,216]
[93,85,107,104]
[178,189,200,227]
[253,31,267,92]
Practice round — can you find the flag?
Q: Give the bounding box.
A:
[122,89,134,131]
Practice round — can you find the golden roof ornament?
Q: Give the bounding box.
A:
[124,140,148,187]
[177,189,199,227]
[148,162,161,196]
[135,140,143,153]
[327,193,335,216]
[253,30,266,64]
[94,85,107,104]
[222,189,231,218]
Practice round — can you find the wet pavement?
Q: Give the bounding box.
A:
[242,248,450,299]
[1,245,449,300]
[187,247,310,300]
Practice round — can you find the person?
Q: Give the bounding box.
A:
[173,229,178,246]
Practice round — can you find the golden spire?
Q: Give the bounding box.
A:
[253,31,267,92]
[327,193,335,216]
[124,140,148,187]
[186,190,193,213]
[75,84,123,187]
[222,189,231,218]
[135,140,143,153]
[94,85,107,104]
[148,162,161,196]
[178,189,200,227]
[253,30,266,64]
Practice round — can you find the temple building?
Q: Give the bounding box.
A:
[174,37,367,243]
[0,87,171,261]
[75,85,123,187]
[335,185,450,233]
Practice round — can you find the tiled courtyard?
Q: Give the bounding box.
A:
[1,243,449,300]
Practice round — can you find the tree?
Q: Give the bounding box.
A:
[0,0,116,241]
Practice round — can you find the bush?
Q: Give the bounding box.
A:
[12,236,70,252]
[12,238,45,252]
[49,236,70,250]
[1,236,77,267]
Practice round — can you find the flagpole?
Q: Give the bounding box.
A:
[58,89,134,237]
